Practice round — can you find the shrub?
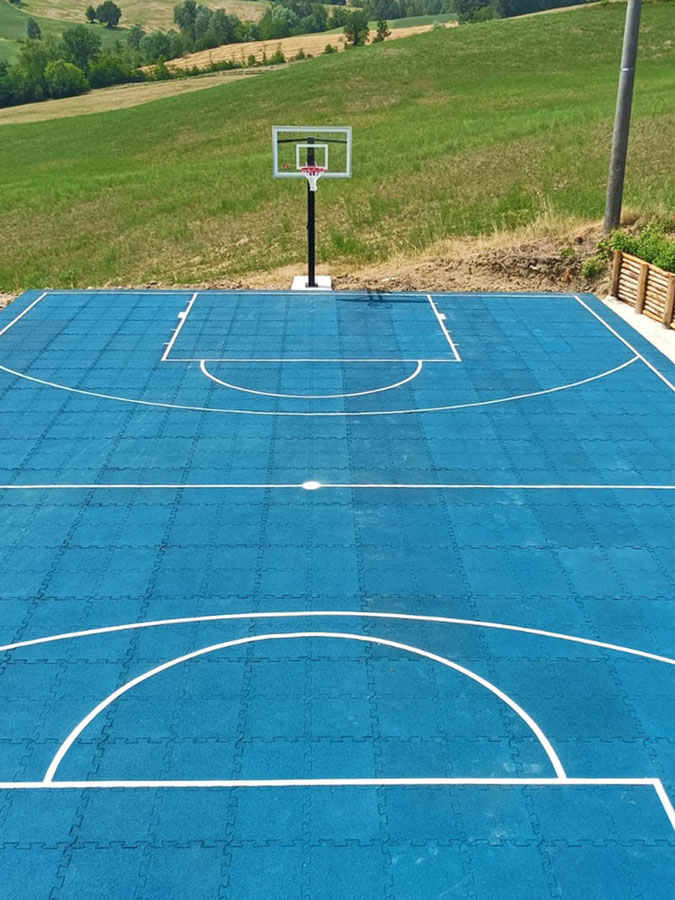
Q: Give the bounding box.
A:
[323,43,335,54]
[293,48,306,60]
[607,225,675,275]
[44,59,89,98]
[582,255,605,280]
[26,18,42,40]
[269,48,286,64]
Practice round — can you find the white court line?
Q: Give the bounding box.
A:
[2,777,673,833]
[161,292,197,362]
[0,355,639,417]
[3,482,675,491]
[168,358,457,363]
[43,630,566,783]
[575,294,675,394]
[427,294,462,361]
[0,292,47,338]
[198,359,424,399]
[3,610,675,666]
[0,777,662,789]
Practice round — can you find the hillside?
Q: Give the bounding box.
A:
[166,21,454,68]
[0,0,123,62]
[0,3,674,291]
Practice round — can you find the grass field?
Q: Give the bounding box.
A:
[0,3,674,291]
[0,0,125,62]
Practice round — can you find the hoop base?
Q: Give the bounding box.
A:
[291,275,332,291]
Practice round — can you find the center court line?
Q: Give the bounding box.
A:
[2,483,675,490]
[199,358,424,399]
[0,355,640,417]
[43,631,566,782]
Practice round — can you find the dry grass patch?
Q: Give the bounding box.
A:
[166,22,448,69]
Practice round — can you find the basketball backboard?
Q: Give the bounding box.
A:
[272,126,352,179]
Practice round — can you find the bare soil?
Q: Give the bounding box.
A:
[0,223,610,309]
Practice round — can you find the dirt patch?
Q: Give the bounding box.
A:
[0,223,611,306]
[237,220,611,295]
[334,227,609,295]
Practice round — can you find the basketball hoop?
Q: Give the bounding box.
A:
[299,165,326,192]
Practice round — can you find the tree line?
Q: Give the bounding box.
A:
[453,0,589,24]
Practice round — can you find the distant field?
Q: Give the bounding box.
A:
[0,69,267,124]
[0,4,674,290]
[166,20,451,67]
[0,0,125,62]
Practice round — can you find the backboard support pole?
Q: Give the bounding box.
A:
[307,138,317,288]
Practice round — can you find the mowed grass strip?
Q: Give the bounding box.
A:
[0,3,674,291]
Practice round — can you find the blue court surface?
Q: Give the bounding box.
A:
[1,288,675,898]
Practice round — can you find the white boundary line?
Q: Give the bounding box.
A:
[161,292,197,362]
[0,356,640,418]
[574,294,675,394]
[2,777,674,831]
[3,482,675,491]
[169,358,457,363]
[2,610,674,666]
[427,294,461,361]
[0,777,664,790]
[43,631,566,782]
[0,292,47,338]
[199,358,424,399]
[2,611,674,830]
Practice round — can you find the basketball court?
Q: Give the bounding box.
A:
[0,286,674,897]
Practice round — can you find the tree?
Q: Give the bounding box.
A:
[61,24,101,71]
[139,30,172,64]
[85,5,97,23]
[343,10,369,47]
[173,0,198,38]
[126,23,145,50]
[454,0,501,21]
[95,0,122,28]
[26,18,42,40]
[44,59,89,97]
[372,18,391,41]
[88,50,136,87]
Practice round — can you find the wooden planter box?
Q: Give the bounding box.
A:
[610,250,675,329]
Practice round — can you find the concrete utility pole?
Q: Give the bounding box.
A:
[603,0,643,234]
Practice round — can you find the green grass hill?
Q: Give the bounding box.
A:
[0,1,124,63]
[1,2,674,291]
